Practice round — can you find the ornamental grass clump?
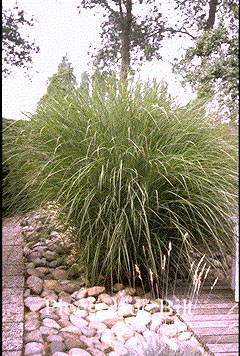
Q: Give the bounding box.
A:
[3,76,238,289]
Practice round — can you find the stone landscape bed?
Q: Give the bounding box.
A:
[18,206,214,356]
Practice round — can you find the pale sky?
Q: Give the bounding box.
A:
[2,0,195,120]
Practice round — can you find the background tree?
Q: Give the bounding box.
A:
[78,0,166,79]
[2,5,39,77]
[36,55,77,115]
[78,1,238,121]
[172,0,239,122]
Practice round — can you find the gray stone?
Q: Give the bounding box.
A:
[26,268,45,279]
[94,342,112,353]
[25,311,40,321]
[75,310,89,318]
[36,267,50,275]
[28,251,43,260]
[26,233,39,242]
[25,262,36,269]
[111,321,135,341]
[72,288,87,300]
[74,298,92,310]
[24,342,45,356]
[50,230,60,238]
[64,333,87,350]
[97,293,113,305]
[43,279,58,290]
[40,326,59,335]
[49,257,64,267]
[87,286,105,297]
[52,353,69,356]
[70,314,89,328]
[33,244,47,252]
[86,349,106,356]
[24,329,44,343]
[46,334,63,342]
[41,290,58,301]
[149,314,163,332]
[58,318,72,328]
[52,269,69,280]
[117,304,135,317]
[113,283,125,292]
[25,318,41,331]
[24,296,46,311]
[87,309,119,323]
[24,289,31,297]
[80,326,97,337]
[58,291,72,304]
[79,335,100,349]
[33,257,46,267]
[23,247,32,257]
[60,325,82,334]
[45,250,58,261]
[42,318,61,329]
[26,275,43,294]
[22,225,34,231]
[144,302,161,313]
[50,340,66,354]
[39,306,60,320]
[62,282,83,294]
[68,349,91,356]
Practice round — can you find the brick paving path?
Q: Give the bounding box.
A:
[2,217,24,356]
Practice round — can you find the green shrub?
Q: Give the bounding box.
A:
[3,76,238,289]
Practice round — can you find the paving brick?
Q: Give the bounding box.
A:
[2,352,23,356]
[2,219,23,245]
[2,233,23,246]
[2,303,24,323]
[2,322,23,351]
[2,289,24,305]
[2,276,24,289]
[2,264,24,276]
[3,246,23,265]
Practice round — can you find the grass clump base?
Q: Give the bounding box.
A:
[3,76,238,291]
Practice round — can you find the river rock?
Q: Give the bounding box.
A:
[52,269,69,280]
[26,275,43,294]
[87,286,106,297]
[24,329,44,343]
[25,296,46,311]
[64,333,88,350]
[42,318,61,329]
[24,342,45,356]
[111,321,135,341]
[25,318,41,331]
[68,349,91,356]
[70,314,89,328]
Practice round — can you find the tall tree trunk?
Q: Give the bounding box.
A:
[205,0,218,30]
[120,30,131,80]
[119,0,132,80]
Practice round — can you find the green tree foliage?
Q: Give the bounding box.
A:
[36,55,77,115]
[78,0,166,79]
[173,0,239,121]
[2,5,39,77]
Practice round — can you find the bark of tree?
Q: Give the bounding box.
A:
[119,0,132,80]
[205,0,218,30]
